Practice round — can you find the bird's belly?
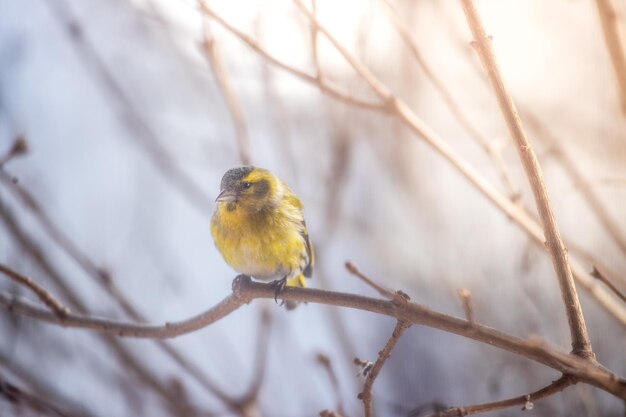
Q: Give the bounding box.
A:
[212,222,304,281]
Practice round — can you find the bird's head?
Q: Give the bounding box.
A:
[216,166,280,212]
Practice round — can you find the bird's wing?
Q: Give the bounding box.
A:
[301,219,314,278]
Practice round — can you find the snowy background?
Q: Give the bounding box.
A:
[1,0,625,416]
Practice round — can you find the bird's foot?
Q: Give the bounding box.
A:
[269,277,287,306]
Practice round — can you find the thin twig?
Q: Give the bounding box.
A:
[201,19,251,165]
[457,288,474,325]
[0,137,28,167]
[591,266,626,304]
[0,264,70,318]
[198,1,386,111]
[2,275,625,399]
[359,320,410,417]
[594,0,626,115]
[345,261,395,299]
[380,0,520,201]
[316,353,345,415]
[460,0,593,358]
[428,375,574,417]
[0,351,96,417]
[0,376,72,417]
[310,0,324,81]
[522,110,626,260]
[236,308,272,414]
[319,410,345,417]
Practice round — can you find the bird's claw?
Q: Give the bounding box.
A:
[270,277,287,306]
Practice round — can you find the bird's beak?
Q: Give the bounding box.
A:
[215,189,237,203]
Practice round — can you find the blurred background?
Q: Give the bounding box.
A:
[1,0,626,416]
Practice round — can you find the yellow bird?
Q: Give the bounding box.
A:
[211,166,313,308]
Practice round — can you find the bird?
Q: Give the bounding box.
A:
[211,166,313,309]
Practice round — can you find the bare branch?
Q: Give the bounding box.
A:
[319,410,345,417]
[0,376,74,417]
[457,288,474,325]
[460,0,593,358]
[591,266,626,304]
[522,110,626,260]
[201,20,251,165]
[345,261,395,299]
[236,308,272,414]
[594,0,626,115]
[316,353,345,415]
[0,137,28,167]
[0,264,70,318]
[198,1,386,111]
[1,274,625,399]
[310,0,324,81]
[359,320,410,417]
[429,375,574,417]
[380,0,520,200]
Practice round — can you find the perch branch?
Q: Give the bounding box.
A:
[1,273,625,400]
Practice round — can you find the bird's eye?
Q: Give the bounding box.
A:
[242,182,252,189]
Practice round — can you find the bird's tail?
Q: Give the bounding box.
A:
[285,274,306,310]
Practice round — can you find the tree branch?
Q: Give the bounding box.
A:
[0,264,70,317]
[459,0,593,358]
[345,261,395,299]
[198,1,386,111]
[359,320,410,417]
[591,266,626,304]
[201,20,251,166]
[594,0,626,115]
[457,288,475,325]
[0,137,28,167]
[1,273,625,399]
[428,375,574,417]
[380,0,520,201]
[316,353,345,416]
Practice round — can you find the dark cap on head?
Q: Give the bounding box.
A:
[220,166,254,191]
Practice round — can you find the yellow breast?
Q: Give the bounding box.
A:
[211,198,308,281]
